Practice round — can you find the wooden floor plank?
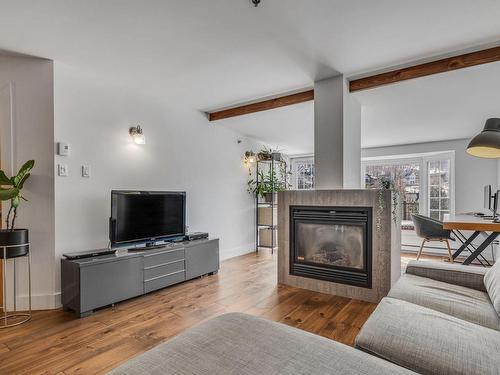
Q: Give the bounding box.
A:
[0,251,386,375]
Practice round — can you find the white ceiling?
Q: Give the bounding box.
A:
[1,1,500,149]
[356,61,500,148]
[217,100,314,155]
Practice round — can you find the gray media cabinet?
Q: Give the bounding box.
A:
[61,238,219,317]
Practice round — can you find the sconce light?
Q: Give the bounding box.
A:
[129,125,146,144]
[244,151,256,164]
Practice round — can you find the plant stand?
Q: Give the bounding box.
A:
[255,159,287,254]
[0,243,31,328]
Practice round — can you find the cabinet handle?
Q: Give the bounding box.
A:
[143,248,185,257]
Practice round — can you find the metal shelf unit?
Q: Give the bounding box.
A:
[255,159,287,254]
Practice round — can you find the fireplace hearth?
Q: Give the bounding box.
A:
[290,206,372,288]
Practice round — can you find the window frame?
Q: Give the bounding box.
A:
[361,151,455,219]
[289,154,315,190]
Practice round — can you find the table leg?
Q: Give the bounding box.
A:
[454,230,490,266]
[463,232,499,265]
[452,231,480,260]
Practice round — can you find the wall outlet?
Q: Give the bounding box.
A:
[82,165,90,178]
[58,164,68,177]
[57,142,70,156]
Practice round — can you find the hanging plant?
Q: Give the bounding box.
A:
[376,177,401,232]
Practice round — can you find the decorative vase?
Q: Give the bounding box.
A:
[0,229,29,259]
[271,152,282,161]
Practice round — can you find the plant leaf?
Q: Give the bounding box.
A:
[0,170,13,186]
[0,187,19,201]
[14,160,34,187]
[17,173,30,190]
[11,195,20,208]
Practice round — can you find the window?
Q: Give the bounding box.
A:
[364,161,420,221]
[428,159,450,221]
[362,151,454,222]
[290,156,315,190]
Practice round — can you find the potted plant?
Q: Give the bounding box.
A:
[0,160,35,258]
[247,169,287,203]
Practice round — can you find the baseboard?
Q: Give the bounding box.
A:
[220,243,254,261]
[10,292,61,311]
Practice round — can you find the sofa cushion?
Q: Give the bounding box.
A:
[484,260,500,317]
[108,312,415,375]
[405,260,488,291]
[388,273,500,330]
[356,297,500,375]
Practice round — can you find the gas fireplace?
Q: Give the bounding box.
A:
[290,206,372,288]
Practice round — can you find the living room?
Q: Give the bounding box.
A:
[0,1,499,374]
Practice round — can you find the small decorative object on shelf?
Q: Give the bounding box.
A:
[0,159,35,328]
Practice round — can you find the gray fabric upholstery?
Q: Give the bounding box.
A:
[108,313,415,375]
[485,260,500,317]
[356,297,500,375]
[388,273,500,330]
[406,260,488,291]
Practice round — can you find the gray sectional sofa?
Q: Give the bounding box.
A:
[109,260,500,375]
[109,312,415,375]
[356,260,500,375]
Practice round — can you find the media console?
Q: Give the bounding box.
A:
[61,238,219,317]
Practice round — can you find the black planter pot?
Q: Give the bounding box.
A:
[0,229,29,259]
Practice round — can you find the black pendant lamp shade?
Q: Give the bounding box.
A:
[466,118,500,158]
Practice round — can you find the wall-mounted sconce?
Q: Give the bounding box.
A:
[129,125,146,144]
[244,151,256,164]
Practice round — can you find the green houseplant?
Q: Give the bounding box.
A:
[247,169,287,202]
[0,160,35,258]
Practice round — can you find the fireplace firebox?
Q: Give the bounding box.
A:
[290,206,372,288]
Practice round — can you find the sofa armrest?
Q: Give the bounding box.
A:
[405,260,487,291]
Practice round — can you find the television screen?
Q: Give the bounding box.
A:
[110,191,186,244]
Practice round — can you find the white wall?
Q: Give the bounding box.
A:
[52,64,258,304]
[0,55,55,309]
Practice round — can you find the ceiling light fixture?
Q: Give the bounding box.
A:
[251,0,261,7]
[129,125,146,145]
[466,118,500,158]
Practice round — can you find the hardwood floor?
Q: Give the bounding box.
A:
[0,252,381,375]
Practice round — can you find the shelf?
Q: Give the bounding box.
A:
[257,224,278,229]
[257,202,277,207]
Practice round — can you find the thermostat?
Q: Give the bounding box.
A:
[57,142,70,156]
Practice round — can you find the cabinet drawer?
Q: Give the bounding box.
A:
[144,270,185,293]
[143,248,184,268]
[144,259,185,281]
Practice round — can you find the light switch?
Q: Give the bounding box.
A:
[58,164,68,177]
[82,165,90,178]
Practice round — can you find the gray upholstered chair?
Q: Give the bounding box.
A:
[411,214,454,263]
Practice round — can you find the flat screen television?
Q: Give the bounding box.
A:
[110,190,186,246]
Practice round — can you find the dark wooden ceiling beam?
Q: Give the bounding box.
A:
[208,89,314,121]
[349,46,500,92]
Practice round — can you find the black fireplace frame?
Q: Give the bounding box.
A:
[289,205,373,288]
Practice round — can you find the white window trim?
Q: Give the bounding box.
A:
[289,154,314,190]
[361,150,455,217]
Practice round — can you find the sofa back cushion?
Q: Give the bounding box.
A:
[484,260,500,316]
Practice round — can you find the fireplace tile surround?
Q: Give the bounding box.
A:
[278,190,401,303]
